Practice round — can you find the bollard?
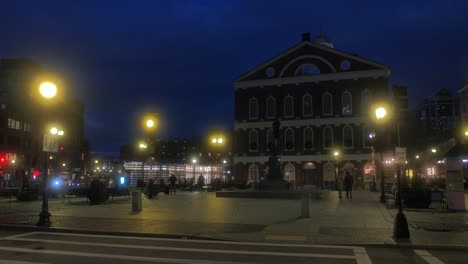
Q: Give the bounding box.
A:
[301,192,311,218]
[131,190,142,212]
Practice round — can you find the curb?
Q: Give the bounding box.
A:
[0,224,227,241]
[341,242,468,251]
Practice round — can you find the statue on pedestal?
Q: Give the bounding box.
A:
[259,120,289,190]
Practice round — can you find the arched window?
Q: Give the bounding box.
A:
[249,130,258,151]
[323,126,333,149]
[248,164,259,182]
[295,64,320,76]
[266,128,274,151]
[284,128,294,150]
[284,95,294,118]
[361,90,371,113]
[266,96,276,119]
[322,92,333,115]
[303,94,313,117]
[343,125,353,148]
[304,127,313,150]
[284,163,296,182]
[249,98,258,120]
[342,91,352,115]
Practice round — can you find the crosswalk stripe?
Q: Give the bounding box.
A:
[353,248,372,264]
[414,250,445,264]
[0,260,48,264]
[0,246,255,264]
[29,232,357,249]
[4,237,356,260]
[0,233,37,240]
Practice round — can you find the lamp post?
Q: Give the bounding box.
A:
[372,105,391,203]
[139,114,158,185]
[39,123,64,226]
[333,150,340,190]
[210,134,225,180]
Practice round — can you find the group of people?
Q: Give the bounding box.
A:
[336,171,354,199]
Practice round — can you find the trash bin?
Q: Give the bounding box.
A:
[131,190,142,212]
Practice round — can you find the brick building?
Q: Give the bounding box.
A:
[232,33,390,188]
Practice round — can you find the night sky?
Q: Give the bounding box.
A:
[0,1,467,155]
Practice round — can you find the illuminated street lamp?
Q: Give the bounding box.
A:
[38,81,65,227]
[39,82,57,99]
[431,148,437,153]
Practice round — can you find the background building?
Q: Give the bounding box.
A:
[232,32,390,189]
[0,58,86,187]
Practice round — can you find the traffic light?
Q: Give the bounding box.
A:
[59,146,64,152]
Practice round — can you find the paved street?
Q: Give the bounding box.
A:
[0,191,467,246]
[0,230,466,264]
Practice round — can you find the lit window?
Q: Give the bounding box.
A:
[304,127,313,150]
[249,130,258,151]
[343,125,353,148]
[323,126,333,149]
[295,64,320,76]
[303,94,313,117]
[342,91,352,115]
[284,95,294,118]
[266,97,276,119]
[322,92,333,115]
[249,164,259,182]
[284,128,294,150]
[249,98,258,120]
[283,163,296,182]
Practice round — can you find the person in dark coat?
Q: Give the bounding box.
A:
[169,173,177,195]
[344,172,354,199]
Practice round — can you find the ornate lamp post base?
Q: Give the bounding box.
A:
[393,210,410,239]
[37,211,51,227]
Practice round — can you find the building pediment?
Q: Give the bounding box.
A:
[235,41,390,83]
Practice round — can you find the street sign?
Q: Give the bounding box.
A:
[42,134,59,152]
[395,147,406,165]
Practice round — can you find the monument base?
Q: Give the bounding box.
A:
[258,178,289,190]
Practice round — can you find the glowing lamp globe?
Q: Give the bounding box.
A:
[39,82,57,99]
[375,107,387,120]
[146,119,154,128]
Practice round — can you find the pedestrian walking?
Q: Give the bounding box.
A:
[336,172,344,199]
[344,172,354,199]
[169,173,177,195]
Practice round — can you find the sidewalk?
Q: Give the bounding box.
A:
[0,190,467,247]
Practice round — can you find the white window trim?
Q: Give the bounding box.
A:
[249,130,259,152]
[303,127,313,150]
[284,128,295,151]
[343,125,354,149]
[302,93,313,117]
[361,89,371,114]
[284,95,294,118]
[323,126,333,149]
[342,90,353,115]
[322,92,333,116]
[266,96,276,119]
[266,128,273,151]
[249,97,258,120]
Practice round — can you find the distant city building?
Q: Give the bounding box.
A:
[232,32,390,188]
[392,85,410,147]
[415,88,459,136]
[458,84,468,125]
[0,58,86,187]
